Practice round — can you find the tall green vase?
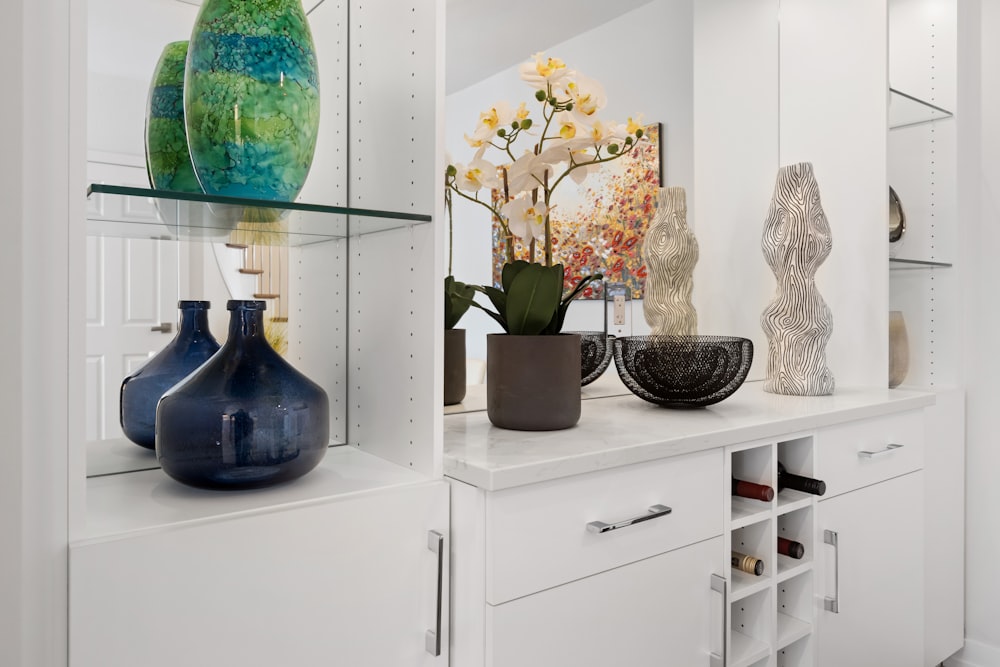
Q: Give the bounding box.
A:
[146,41,201,193]
[184,0,320,202]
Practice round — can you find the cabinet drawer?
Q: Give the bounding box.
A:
[816,410,924,498]
[485,449,722,604]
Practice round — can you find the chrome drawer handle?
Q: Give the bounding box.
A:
[586,504,672,534]
[858,443,903,459]
[710,574,727,667]
[824,529,840,613]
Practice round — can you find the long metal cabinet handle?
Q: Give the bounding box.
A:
[425,530,444,656]
[824,529,840,613]
[586,504,672,534]
[858,443,903,459]
[710,574,727,667]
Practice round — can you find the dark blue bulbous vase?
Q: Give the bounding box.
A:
[155,300,330,490]
[120,301,221,449]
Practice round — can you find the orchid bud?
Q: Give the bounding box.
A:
[566,102,574,111]
[608,144,620,155]
[521,118,533,130]
[497,128,507,138]
[511,121,520,130]
[635,128,645,138]
[446,165,457,177]
[535,89,546,101]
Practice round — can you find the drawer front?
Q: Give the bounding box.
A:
[816,410,925,498]
[485,448,723,604]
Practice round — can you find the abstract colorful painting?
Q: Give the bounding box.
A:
[492,123,662,299]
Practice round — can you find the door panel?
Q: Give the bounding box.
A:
[817,472,924,667]
[488,536,724,667]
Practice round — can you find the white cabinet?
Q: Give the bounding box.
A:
[815,410,926,667]
[71,472,450,667]
[816,472,924,667]
[488,536,724,667]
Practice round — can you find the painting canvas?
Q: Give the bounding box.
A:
[492,123,662,299]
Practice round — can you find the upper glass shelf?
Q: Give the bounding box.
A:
[889,88,954,130]
[889,257,953,269]
[86,184,432,246]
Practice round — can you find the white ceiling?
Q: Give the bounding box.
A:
[445,0,657,94]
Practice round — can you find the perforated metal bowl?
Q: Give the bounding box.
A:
[569,332,615,386]
[613,335,753,408]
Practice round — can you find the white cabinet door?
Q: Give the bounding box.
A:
[487,536,724,667]
[816,471,924,667]
[70,480,450,667]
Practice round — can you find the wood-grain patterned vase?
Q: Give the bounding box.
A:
[487,333,581,431]
[888,310,909,389]
[642,187,699,335]
[444,328,467,405]
[760,162,835,396]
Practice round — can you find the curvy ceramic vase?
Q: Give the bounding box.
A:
[760,162,835,396]
[487,333,581,431]
[184,0,320,201]
[120,301,221,449]
[444,328,467,406]
[889,310,910,388]
[156,300,330,489]
[642,186,699,335]
[145,41,201,193]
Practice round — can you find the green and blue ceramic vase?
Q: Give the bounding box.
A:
[184,0,320,202]
[145,41,201,193]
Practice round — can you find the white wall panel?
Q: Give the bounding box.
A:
[779,0,889,389]
[693,0,779,380]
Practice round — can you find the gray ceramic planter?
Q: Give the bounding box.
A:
[486,333,581,431]
[444,328,467,406]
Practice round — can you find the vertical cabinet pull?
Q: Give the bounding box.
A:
[710,574,727,667]
[824,529,840,613]
[426,530,444,656]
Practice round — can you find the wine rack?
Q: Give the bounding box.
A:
[726,435,820,667]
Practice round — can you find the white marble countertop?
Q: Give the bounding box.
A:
[443,381,936,491]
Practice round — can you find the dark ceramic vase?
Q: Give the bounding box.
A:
[120,301,220,449]
[156,300,330,489]
[486,333,581,431]
[444,328,467,406]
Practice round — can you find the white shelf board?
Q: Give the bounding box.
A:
[776,488,813,514]
[76,445,429,543]
[730,630,771,667]
[731,496,772,528]
[776,558,812,583]
[445,382,935,491]
[776,612,812,650]
[731,569,772,602]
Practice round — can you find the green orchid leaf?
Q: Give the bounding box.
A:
[546,273,604,334]
[501,260,532,293]
[505,263,563,335]
[444,276,475,329]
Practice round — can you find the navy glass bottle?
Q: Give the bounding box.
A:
[155,300,330,489]
[120,300,220,449]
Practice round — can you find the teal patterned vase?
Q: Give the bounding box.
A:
[184,0,320,202]
[146,41,201,193]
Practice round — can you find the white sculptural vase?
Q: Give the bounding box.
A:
[642,186,699,335]
[760,162,835,396]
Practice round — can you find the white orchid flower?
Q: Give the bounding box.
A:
[501,197,548,244]
[519,52,572,90]
[464,101,533,148]
[453,155,500,193]
[506,151,554,195]
[563,73,607,118]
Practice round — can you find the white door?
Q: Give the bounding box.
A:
[816,471,924,667]
[70,480,450,667]
[488,536,725,667]
[86,160,182,442]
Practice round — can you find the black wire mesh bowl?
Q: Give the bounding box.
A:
[613,335,753,408]
[570,332,616,386]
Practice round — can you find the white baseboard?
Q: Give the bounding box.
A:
[945,639,1000,667]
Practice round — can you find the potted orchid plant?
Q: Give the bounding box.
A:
[444,185,474,405]
[446,53,646,430]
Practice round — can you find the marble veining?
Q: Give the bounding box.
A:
[444,381,935,491]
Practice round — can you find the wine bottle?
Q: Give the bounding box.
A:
[732,477,775,502]
[732,550,765,576]
[777,536,805,559]
[777,462,827,496]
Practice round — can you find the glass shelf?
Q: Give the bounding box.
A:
[889,88,954,130]
[86,183,432,246]
[889,257,953,269]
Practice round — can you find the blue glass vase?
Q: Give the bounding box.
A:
[155,300,330,489]
[120,301,220,449]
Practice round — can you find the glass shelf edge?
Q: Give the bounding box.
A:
[889,257,953,269]
[87,183,432,223]
[888,87,954,130]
